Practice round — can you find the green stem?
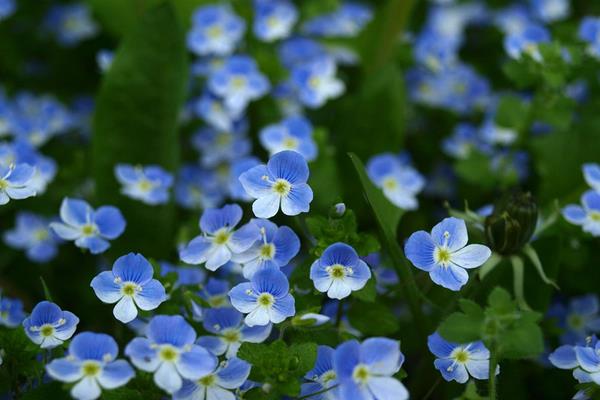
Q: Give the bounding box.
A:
[296,384,339,400]
[488,346,498,400]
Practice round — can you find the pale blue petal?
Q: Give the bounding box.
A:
[582,190,600,212]
[229,283,258,314]
[252,268,289,297]
[205,245,232,271]
[267,150,309,184]
[229,223,260,253]
[270,293,295,323]
[240,323,272,343]
[134,279,166,310]
[200,204,242,234]
[90,271,122,304]
[465,359,490,380]
[76,236,110,254]
[427,332,456,358]
[360,338,402,375]
[281,183,312,216]
[217,357,251,389]
[272,226,300,266]
[430,264,469,291]
[70,332,118,361]
[562,205,586,225]
[549,345,578,369]
[176,345,217,380]
[125,338,159,372]
[239,165,272,198]
[584,163,600,191]
[203,308,243,333]
[60,198,90,227]
[197,336,228,356]
[98,360,135,389]
[154,362,182,394]
[404,231,436,271]
[435,358,468,383]
[450,244,491,269]
[431,217,468,251]
[368,377,409,400]
[333,340,360,380]
[113,253,153,285]
[50,222,81,240]
[71,377,101,400]
[148,315,197,347]
[180,236,212,264]
[94,206,125,239]
[46,358,83,382]
[576,347,600,372]
[113,296,138,323]
[252,193,281,218]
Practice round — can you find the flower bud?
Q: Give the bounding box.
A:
[484,191,538,255]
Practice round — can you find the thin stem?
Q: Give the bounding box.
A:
[488,346,498,400]
[296,384,339,400]
[422,376,442,400]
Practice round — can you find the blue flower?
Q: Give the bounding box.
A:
[45,4,98,47]
[125,315,217,394]
[504,24,550,62]
[229,268,295,327]
[584,163,600,193]
[548,295,600,344]
[531,0,569,23]
[194,90,238,131]
[208,55,270,115]
[174,357,251,400]
[0,163,36,205]
[187,5,245,56]
[579,17,600,59]
[259,115,317,161]
[405,217,491,291]
[367,153,425,210]
[428,332,497,383]
[46,332,134,400]
[235,219,300,279]
[114,164,173,205]
[160,261,206,288]
[50,198,126,254]
[239,150,313,218]
[96,49,114,73]
[291,57,345,108]
[333,338,408,400]
[278,37,327,68]
[23,301,79,349]
[4,212,60,263]
[91,253,167,324]
[228,157,261,201]
[363,253,399,293]
[180,204,260,271]
[301,345,338,400]
[197,307,272,358]
[562,190,600,237]
[413,29,460,72]
[494,5,533,35]
[442,123,489,159]
[199,278,232,308]
[310,243,371,300]
[192,124,251,167]
[548,337,600,385]
[302,3,373,38]
[0,0,15,21]
[0,294,25,327]
[0,140,57,194]
[175,165,224,210]
[253,0,298,42]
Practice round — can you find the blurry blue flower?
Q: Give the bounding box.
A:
[333,338,408,400]
[291,57,345,108]
[480,115,518,146]
[423,163,457,200]
[494,5,533,35]
[0,140,57,194]
[531,0,569,23]
[228,156,261,201]
[96,49,114,73]
[23,301,79,349]
[194,91,238,131]
[363,253,398,293]
[0,294,25,327]
[298,313,331,327]
[253,0,297,42]
[236,219,300,279]
[229,268,295,327]
[175,165,224,210]
[310,243,371,300]
[47,332,134,400]
[4,212,60,263]
[367,153,425,210]
[405,217,491,291]
[50,198,126,254]
[174,356,251,400]
[160,261,205,288]
[115,164,174,205]
[579,17,600,59]
[192,125,251,167]
[428,332,497,383]
[0,163,36,205]
[125,315,217,394]
[197,307,272,358]
[191,57,226,78]
[199,278,231,308]
[45,4,98,47]
[442,123,487,159]
[278,37,327,68]
[302,3,373,38]
[549,337,600,385]
[301,345,338,400]
[0,0,15,21]
[504,24,550,62]
[272,81,303,116]
[180,204,260,271]
[548,295,600,344]
[584,163,600,193]
[565,80,589,103]
[187,5,245,56]
[562,190,600,237]
[91,253,167,323]
[413,29,460,72]
[208,55,270,115]
[240,150,313,218]
[259,115,317,161]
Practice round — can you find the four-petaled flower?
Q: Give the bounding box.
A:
[46,332,134,400]
[259,115,317,161]
[91,253,167,323]
[4,212,61,263]
[0,163,36,205]
[291,57,345,108]
[253,0,298,42]
[229,267,295,327]
[50,198,126,254]
[239,150,313,218]
[23,301,79,349]
[405,217,491,291]
[301,345,339,400]
[179,204,260,271]
[187,5,245,57]
[310,242,371,300]
[563,190,600,237]
[115,164,173,205]
[125,315,217,394]
[367,153,425,210]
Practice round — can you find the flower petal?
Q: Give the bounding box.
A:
[90,271,122,304]
[98,360,135,389]
[113,296,138,323]
[429,264,469,291]
[134,279,166,311]
[450,244,491,269]
[431,217,468,251]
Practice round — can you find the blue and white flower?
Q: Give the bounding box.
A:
[333,338,409,400]
[187,5,245,56]
[291,57,344,108]
[310,243,371,300]
[192,125,251,168]
[0,294,25,327]
[301,345,339,400]
[235,219,300,279]
[175,165,224,210]
[91,253,167,323]
[4,212,60,263]
[563,190,600,237]
[45,4,98,47]
[367,153,425,210]
[504,24,550,62]
[46,332,134,400]
[160,261,206,288]
[239,150,313,218]
[197,307,272,358]
[302,3,373,38]
[115,164,174,206]
[548,294,600,344]
[0,163,36,205]
[23,301,79,349]
[404,217,492,291]
[50,198,126,254]
[531,0,569,23]
[428,332,497,383]
[173,357,251,400]
[579,17,600,59]
[253,0,298,42]
[180,204,260,271]
[259,115,317,161]
[125,315,217,394]
[194,91,237,132]
[0,0,15,21]
[229,268,295,327]
[199,278,232,308]
[583,163,600,193]
[228,157,261,201]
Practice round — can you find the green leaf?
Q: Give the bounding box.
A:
[522,244,559,289]
[438,311,484,344]
[487,287,515,315]
[352,276,377,302]
[348,300,400,336]
[21,382,70,400]
[92,2,188,258]
[498,320,544,359]
[495,94,531,132]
